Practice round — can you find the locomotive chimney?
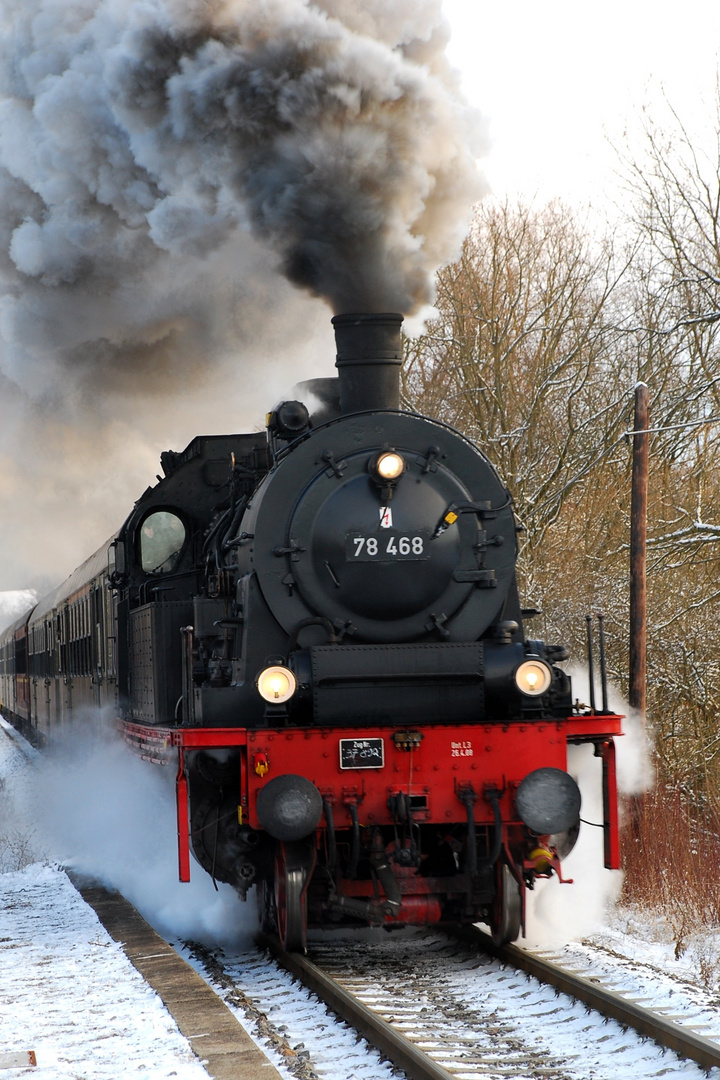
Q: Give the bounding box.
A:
[332,312,404,414]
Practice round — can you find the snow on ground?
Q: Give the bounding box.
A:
[0,863,210,1079]
[587,907,720,1005]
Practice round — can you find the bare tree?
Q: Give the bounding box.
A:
[404,193,720,809]
[618,90,720,550]
[403,199,631,609]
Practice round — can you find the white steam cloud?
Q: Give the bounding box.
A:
[0,0,485,591]
[0,589,37,632]
[525,669,653,945]
[2,720,250,946]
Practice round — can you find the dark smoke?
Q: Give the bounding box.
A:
[0,0,483,332]
[0,0,486,590]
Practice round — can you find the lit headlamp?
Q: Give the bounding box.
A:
[514,658,552,697]
[257,665,297,704]
[370,451,405,484]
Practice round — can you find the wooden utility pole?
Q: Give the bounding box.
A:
[629,383,649,718]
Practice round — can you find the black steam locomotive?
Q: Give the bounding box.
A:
[0,313,621,949]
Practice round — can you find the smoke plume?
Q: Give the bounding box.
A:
[0,589,37,632]
[0,0,483,375]
[0,0,485,590]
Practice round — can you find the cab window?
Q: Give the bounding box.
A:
[139,511,186,574]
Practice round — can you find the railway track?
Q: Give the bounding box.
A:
[248,927,720,1080]
[76,874,720,1080]
[460,927,720,1072]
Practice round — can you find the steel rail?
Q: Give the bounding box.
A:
[258,932,457,1080]
[454,925,720,1073]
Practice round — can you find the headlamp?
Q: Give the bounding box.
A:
[257,665,297,704]
[371,451,405,483]
[514,658,552,697]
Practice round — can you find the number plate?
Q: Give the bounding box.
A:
[339,738,385,769]
[346,531,429,561]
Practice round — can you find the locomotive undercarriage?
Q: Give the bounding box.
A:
[201,811,525,951]
[116,704,620,951]
[185,744,564,951]
[119,694,620,950]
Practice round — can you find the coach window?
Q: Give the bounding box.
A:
[139,510,187,574]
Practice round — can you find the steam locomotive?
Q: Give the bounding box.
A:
[0,313,621,949]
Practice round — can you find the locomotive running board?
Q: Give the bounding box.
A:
[117,715,623,883]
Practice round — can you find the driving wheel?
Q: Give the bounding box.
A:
[490,861,522,946]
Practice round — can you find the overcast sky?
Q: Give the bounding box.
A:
[443,1,720,206]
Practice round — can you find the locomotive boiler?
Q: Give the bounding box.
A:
[0,312,622,949]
